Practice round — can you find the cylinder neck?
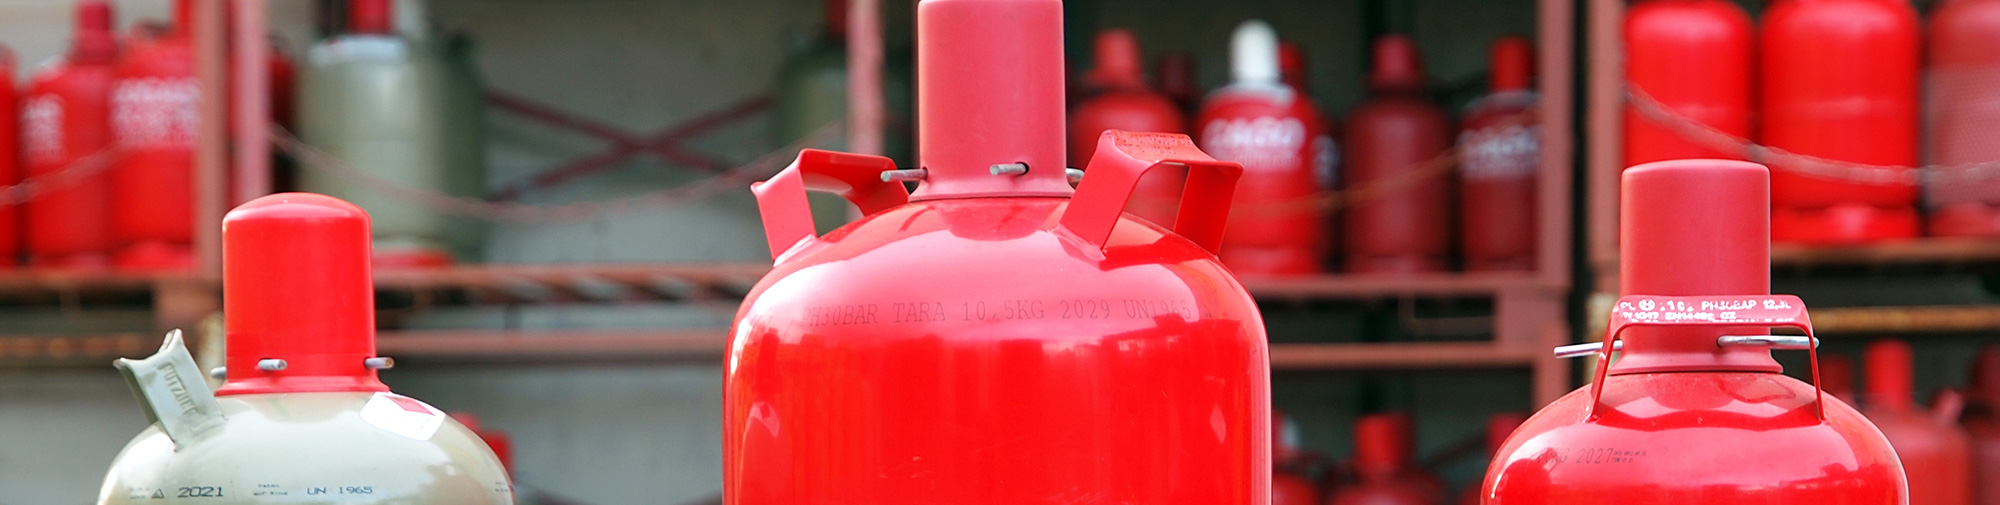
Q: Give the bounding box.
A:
[71,1,118,64]
[1614,160,1781,374]
[172,0,193,33]
[911,0,1074,200]
[1085,29,1146,91]
[1865,340,1916,411]
[1489,36,1532,93]
[826,0,850,41]
[216,194,389,396]
[1368,35,1426,92]
[348,0,394,35]
[1279,40,1307,91]
[1352,413,1412,480]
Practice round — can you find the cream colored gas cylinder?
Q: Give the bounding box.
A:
[95,193,512,504]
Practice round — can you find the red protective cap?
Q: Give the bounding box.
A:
[1615,160,1780,374]
[912,0,1074,200]
[348,0,393,35]
[1367,35,1426,91]
[1490,36,1533,92]
[1865,339,1915,411]
[1821,352,1856,401]
[1485,413,1528,454]
[71,1,118,63]
[1353,412,1412,479]
[1279,40,1308,91]
[216,193,388,396]
[1085,29,1146,91]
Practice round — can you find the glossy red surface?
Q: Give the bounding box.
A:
[1864,340,1973,505]
[913,0,1070,200]
[1072,30,1187,226]
[1925,0,2000,237]
[217,193,388,396]
[1761,0,1921,244]
[110,0,198,269]
[0,47,19,267]
[1462,414,1529,505]
[1485,159,1906,504]
[1459,36,1537,272]
[1624,0,1752,166]
[1971,348,2000,505]
[1196,24,1329,276]
[23,0,119,269]
[1343,36,1448,275]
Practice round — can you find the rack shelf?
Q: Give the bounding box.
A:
[1772,239,2000,268]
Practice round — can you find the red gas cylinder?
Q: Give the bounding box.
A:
[23,0,120,269]
[1328,413,1441,505]
[1343,35,1449,274]
[110,0,198,269]
[1967,347,2000,505]
[1925,0,2000,237]
[1070,29,1187,226]
[1483,159,1905,503]
[1864,339,1974,505]
[1761,0,1921,244]
[1822,351,1859,403]
[1197,20,1330,276]
[1458,36,1537,272]
[724,0,1268,503]
[1459,413,1528,505]
[1623,0,1752,166]
[0,47,19,267]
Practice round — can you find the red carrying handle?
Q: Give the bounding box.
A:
[750,149,910,260]
[1059,130,1244,254]
[1587,295,1824,420]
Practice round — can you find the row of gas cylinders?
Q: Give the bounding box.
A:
[1068,23,1538,277]
[0,0,483,271]
[1271,411,1525,505]
[1629,0,2000,243]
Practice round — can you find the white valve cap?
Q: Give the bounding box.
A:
[1230,20,1281,85]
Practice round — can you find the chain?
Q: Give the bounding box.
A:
[0,147,123,207]
[1627,83,2000,185]
[270,123,842,224]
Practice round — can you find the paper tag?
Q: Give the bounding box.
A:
[358,393,444,441]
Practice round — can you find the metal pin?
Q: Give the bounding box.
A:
[256,359,288,372]
[1066,168,1085,183]
[990,163,1030,176]
[1717,335,1819,350]
[1554,341,1622,359]
[881,168,928,182]
[209,367,226,380]
[364,357,396,370]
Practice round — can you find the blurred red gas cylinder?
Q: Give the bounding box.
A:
[1342,35,1449,274]
[1481,159,1905,503]
[1623,0,1752,166]
[0,46,19,267]
[1967,348,2000,505]
[1197,21,1330,276]
[1157,52,1199,113]
[1328,413,1442,505]
[1925,0,2000,237]
[1458,36,1537,272]
[23,0,120,269]
[1761,0,1921,244]
[1822,351,1858,403]
[1275,412,1323,505]
[1865,339,1973,505]
[1070,29,1187,226]
[724,1,1270,504]
[1459,413,1526,505]
[110,0,198,269]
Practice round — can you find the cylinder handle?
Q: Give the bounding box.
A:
[751,149,911,261]
[1058,130,1243,254]
[1585,295,1826,420]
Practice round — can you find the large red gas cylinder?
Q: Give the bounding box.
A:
[1967,348,2000,505]
[1482,159,1905,503]
[1459,36,1537,272]
[1328,413,1441,505]
[0,47,19,267]
[1197,20,1330,276]
[1070,29,1187,226]
[1623,0,1752,166]
[724,1,1269,503]
[110,0,198,269]
[23,0,119,269]
[1761,0,1921,244]
[1343,35,1449,274]
[1864,339,1974,505]
[1925,0,2000,237]
[1459,413,1528,505]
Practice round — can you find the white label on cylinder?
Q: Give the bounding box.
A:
[23,96,64,163]
[110,77,198,148]
[358,393,444,441]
